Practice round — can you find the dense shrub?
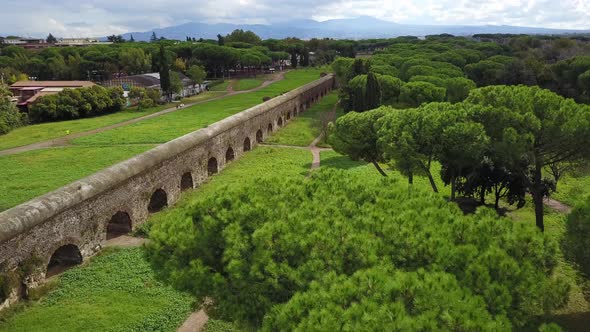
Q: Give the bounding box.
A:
[0,85,26,135]
[28,86,125,123]
[147,170,568,329]
[562,201,590,300]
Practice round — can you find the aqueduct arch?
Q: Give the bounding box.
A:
[208,157,218,175]
[226,147,235,162]
[180,172,193,191]
[277,117,283,127]
[106,211,132,240]
[46,244,82,277]
[148,189,168,213]
[244,137,251,151]
[268,123,273,133]
[256,130,263,143]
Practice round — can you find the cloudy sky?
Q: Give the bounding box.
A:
[1,0,589,37]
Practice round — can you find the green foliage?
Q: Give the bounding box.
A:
[445,77,477,103]
[264,267,509,331]
[329,107,389,169]
[146,169,568,329]
[28,86,124,123]
[187,65,207,86]
[562,202,590,279]
[159,44,172,100]
[0,84,26,135]
[365,72,381,110]
[399,81,446,107]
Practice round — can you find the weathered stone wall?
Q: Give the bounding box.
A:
[0,74,335,282]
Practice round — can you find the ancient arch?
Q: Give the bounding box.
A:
[277,117,283,127]
[106,211,132,240]
[256,130,263,143]
[148,189,168,213]
[226,147,235,162]
[286,112,291,120]
[180,172,193,191]
[268,123,273,133]
[46,244,82,277]
[244,137,251,151]
[208,157,218,176]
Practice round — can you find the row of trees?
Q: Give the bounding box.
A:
[147,170,569,330]
[28,86,125,123]
[329,85,590,231]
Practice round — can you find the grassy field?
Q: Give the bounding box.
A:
[234,78,263,91]
[73,69,323,146]
[208,81,231,91]
[0,248,194,332]
[0,92,226,151]
[266,92,339,147]
[0,145,154,211]
[551,171,590,207]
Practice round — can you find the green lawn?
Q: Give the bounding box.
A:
[0,248,193,332]
[0,91,226,151]
[266,93,338,147]
[208,81,231,92]
[73,69,324,146]
[234,78,263,91]
[551,171,590,207]
[0,145,154,212]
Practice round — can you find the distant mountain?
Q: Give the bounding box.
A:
[118,17,590,41]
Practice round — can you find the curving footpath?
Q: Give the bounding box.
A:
[0,72,287,157]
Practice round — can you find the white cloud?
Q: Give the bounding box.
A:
[0,0,589,37]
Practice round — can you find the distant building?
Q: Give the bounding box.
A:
[9,81,95,110]
[101,72,204,99]
[0,37,47,49]
[0,37,111,49]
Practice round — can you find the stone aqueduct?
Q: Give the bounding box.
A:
[0,74,335,293]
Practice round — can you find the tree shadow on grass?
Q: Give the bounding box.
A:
[320,155,367,170]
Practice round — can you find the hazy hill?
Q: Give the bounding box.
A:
[119,16,590,41]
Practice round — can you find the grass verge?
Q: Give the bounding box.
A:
[0,145,154,211]
[266,92,338,147]
[0,247,193,332]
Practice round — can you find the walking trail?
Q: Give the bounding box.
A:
[0,71,287,157]
[543,197,573,214]
[262,102,339,175]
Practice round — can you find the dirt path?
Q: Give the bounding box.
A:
[262,102,338,175]
[178,309,209,332]
[0,71,289,157]
[544,197,573,214]
[104,235,148,248]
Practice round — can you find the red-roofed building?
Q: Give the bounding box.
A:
[10,81,95,111]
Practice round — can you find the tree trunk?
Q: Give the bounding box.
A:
[494,191,500,210]
[408,171,413,185]
[371,161,387,177]
[450,176,457,201]
[532,161,545,232]
[480,186,486,205]
[419,163,438,193]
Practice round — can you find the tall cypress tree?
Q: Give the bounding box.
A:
[365,72,382,110]
[353,85,365,112]
[159,44,171,101]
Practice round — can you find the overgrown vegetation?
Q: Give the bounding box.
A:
[147,169,569,330]
[0,248,193,331]
[0,84,25,135]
